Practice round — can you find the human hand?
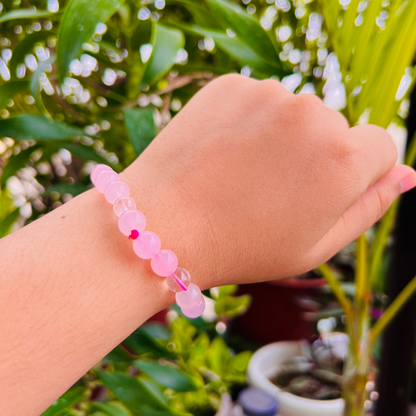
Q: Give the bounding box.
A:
[124,74,415,290]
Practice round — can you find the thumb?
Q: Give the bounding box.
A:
[310,164,416,262]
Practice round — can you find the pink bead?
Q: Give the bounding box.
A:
[95,170,119,193]
[118,209,146,236]
[133,231,161,259]
[166,267,191,293]
[91,164,112,185]
[151,249,178,277]
[175,283,202,310]
[104,180,130,204]
[113,196,136,217]
[181,296,205,319]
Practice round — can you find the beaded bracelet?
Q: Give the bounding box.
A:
[90,164,205,319]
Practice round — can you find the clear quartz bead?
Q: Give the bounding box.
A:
[166,267,191,292]
[113,196,136,217]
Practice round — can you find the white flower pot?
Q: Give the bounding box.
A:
[247,341,344,416]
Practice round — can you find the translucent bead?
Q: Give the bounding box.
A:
[133,231,161,259]
[113,196,136,217]
[175,283,202,310]
[118,209,146,236]
[151,249,178,277]
[95,170,119,193]
[182,296,205,319]
[91,164,112,185]
[104,180,130,204]
[166,267,191,292]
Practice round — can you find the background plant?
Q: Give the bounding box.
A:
[2,1,416,416]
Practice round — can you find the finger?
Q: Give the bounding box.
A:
[309,164,416,263]
[348,124,398,188]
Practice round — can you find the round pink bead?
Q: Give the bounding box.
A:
[118,209,146,236]
[104,180,130,204]
[113,196,136,217]
[182,296,205,319]
[91,164,112,184]
[151,249,178,277]
[133,231,161,259]
[95,170,119,193]
[166,267,191,293]
[175,283,202,310]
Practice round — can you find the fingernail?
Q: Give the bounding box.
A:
[400,175,416,194]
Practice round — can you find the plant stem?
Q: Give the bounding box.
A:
[370,273,416,345]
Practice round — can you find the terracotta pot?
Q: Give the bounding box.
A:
[232,278,326,344]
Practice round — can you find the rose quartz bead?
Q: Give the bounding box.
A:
[91,164,112,185]
[95,170,119,193]
[113,196,136,217]
[151,249,178,277]
[133,231,161,259]
[104,180,130,204]
[166,267,191,293]
[182,296,205,319]
[175,283,202,310]
[118,209,146,236]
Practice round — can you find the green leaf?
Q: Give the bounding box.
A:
[214,294,251,317]
[217,284,238,298]
[228,351,251,372]
[9,31,52,79]
[124,108,156,156]
[62,144,110,165]
[40,386,84,416]
[0,208,19,238]
[208,337,231,375]
[134,359,202,392]
[89,402,133,416]
[124,326,172,358]
[43,183,89,196]
[97,371,188,416]
[1,144,40,187]
[30,55,56,119]
[0,115,85,141]
[171,20,280,77]
[206,0,280,66]
[0,9,55,24]
[57,0,125,79]
[104,345,136,363]
[141,22,185,86]
[0,81,30,109]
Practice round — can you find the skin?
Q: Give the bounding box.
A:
[1,74,415,415]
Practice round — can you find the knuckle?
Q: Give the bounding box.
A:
[284,93,324,124]
[209,73,246,90]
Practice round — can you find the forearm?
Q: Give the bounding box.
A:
[0,160,209,416]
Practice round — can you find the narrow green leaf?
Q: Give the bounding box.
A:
[1,144,40,186]
[89,402,133,416]
[124,108,156,156]
[62,144,109,164]
[228,351,252,372]
[57,0,125,79]
[40,386,84,416]
[97,371,188,416]
[0,81,30,110]
[206,0,280,66]
[0,115,85,141]
[30,55,56,119]
[0,208,19,238]
[134,359,202,392]
[9,31,52,79]
[141,23,185,86]
[43,183,89,196]
[124,326,172,358]
[171,20,280,77]
[0,9,55,24]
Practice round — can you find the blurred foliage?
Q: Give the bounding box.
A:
[2,0,416,414]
